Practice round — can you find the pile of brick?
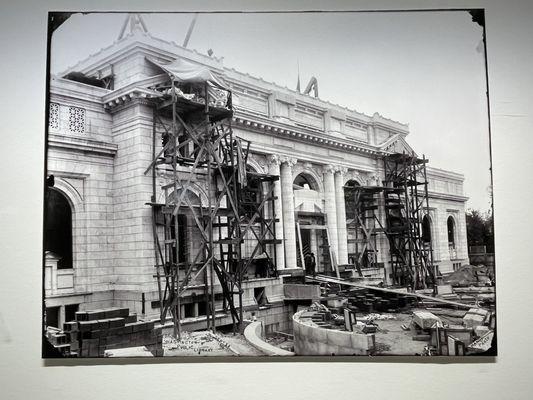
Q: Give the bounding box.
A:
[48,307,163,357]
[343,291,414,314]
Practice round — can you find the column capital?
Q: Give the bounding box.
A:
[335,166,348,176]
[367,173,381,186]
[323,164,336,175]
[268,154,282,166]
[280,156,297,167]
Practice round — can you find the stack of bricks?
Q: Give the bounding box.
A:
[346,291,414,313]
[56,307,163,357]
[46,328,70,355]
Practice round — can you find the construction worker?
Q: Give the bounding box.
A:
[305,252,316,277]
[310,253,316,276]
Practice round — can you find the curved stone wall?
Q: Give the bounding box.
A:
[243,321,295,356]
[292,310,375,356]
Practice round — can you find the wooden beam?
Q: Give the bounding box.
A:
[307,275,481,310]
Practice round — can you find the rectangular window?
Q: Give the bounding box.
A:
[197,301,207,316]
[49,102,59,130]
[184,303,195,318]
[68,106,85,134]
[254,287,267,306]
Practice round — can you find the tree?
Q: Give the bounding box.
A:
[465,209,494,253]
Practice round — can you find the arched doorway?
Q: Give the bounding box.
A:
[44,188,73,269]
[293,172,322,272]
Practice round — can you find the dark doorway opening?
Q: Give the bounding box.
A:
[65,304,79,322]
[422,215,432,246]
[447,216,456,248]
[46,306,60,328]
[44,189,73,269]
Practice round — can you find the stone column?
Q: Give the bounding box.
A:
[280,157,297,269]
[323,165,339,264]
[334,167,349,265]
[268,155,285,270]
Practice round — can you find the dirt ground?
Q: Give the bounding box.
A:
[370,313,428,355]
[370,308,465,355]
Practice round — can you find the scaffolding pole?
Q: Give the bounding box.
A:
[146,76,279,336]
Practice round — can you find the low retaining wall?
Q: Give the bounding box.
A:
[243,321,294,356]
[292,311,375,356]
[283,284,321,300]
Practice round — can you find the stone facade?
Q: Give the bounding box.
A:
[44,27,469,328]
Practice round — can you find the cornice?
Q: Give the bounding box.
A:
[232,113,380,157]
[48,133,117,157]
[224,68,410,134]
[103,88,162,111]
[50,77,110,105]
[60,33,224,79]
[60,32,409,135]
[428,191,469,203]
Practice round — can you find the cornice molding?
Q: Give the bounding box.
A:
[232,114,380,157]
[428,191,469,203]
[48,134,117,157]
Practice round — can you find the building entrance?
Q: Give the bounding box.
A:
[295,213,333,275]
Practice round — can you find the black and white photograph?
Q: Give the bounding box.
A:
[43,10,496,358]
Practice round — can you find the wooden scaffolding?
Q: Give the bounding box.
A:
[145,78,280,337]
[382,152,435,290]
[344,152,435,290]
[346,185,384,276]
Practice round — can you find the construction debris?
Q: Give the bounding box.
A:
[463,308,490,328]
[412,311,442,330]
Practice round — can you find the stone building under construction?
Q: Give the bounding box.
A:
[44,15,469,335]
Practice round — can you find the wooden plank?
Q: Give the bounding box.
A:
[325,227,340,279]
[296,221,305,271]
[307,274,481,310]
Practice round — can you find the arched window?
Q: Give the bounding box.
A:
[447,216,456,248]
[44,188,73,269]
[344,179,360,220]
[293,173,319,191]
[422,215,432,245]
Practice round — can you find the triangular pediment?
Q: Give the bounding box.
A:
[381,134,416,156]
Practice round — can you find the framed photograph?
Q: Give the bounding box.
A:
[43,10,495,358]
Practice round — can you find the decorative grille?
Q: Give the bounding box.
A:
[49,103,59,130]
[68,106,85,133]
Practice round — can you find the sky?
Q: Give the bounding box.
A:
[50,11,492,211]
